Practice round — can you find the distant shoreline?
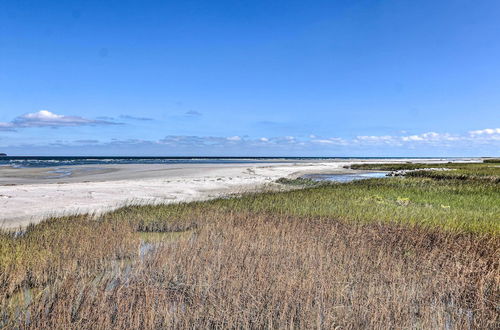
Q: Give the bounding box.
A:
[0,155,481,169]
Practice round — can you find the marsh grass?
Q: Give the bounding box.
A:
[214,177,500,234]
[0,174,499,328]
[349,161,500,183]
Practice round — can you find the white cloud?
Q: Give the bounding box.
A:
[469,128,500,136]
[311,137,348,145]
[401,132,456,142]
[24,110,62,120]
[226,136,242,141]
[402,135,424,141]
[0,110,118,130]
[0,122,15,131]
[356,135,393,141]
[350,129,499,146]
[312,139,336,144]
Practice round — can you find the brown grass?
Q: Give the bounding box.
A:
[1,209,498,329]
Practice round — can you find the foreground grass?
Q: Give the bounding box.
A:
[0,174,499,328]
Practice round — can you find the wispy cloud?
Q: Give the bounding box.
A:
[158,135,244,147]
[19,128,498,149]
[74,139,100,144]
[119,115,153,121]
[311,137,348,145]
[0,122,16,131]
[354,135,397,145]
[185,110,202,117]
[152,130,500,154]
[0,110,119,130]
[2,125,499,155]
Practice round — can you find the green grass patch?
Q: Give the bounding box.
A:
[210,177,499,234]
[97,176,500,235]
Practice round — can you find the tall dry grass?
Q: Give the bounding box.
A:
[2,210,498,329]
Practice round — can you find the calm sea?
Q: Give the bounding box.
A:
[0,156,436,168]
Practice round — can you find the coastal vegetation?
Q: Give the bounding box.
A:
[349,160,500,183]
[0,162,498,328]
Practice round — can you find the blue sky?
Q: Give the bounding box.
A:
[1,0,499,156]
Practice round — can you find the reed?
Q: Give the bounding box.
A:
[1,174,498,328]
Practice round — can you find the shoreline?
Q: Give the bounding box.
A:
[0,158,482,229]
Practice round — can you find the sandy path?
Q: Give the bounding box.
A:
[0,158,469,228]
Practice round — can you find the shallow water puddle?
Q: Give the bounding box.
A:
[303,171,388,183]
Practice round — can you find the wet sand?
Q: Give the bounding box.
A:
[0,158,476,228]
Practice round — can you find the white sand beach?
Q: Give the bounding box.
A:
[0,158,472,228]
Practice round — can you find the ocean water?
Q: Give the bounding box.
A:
[0,156,429,169]
[0,156,290,168]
